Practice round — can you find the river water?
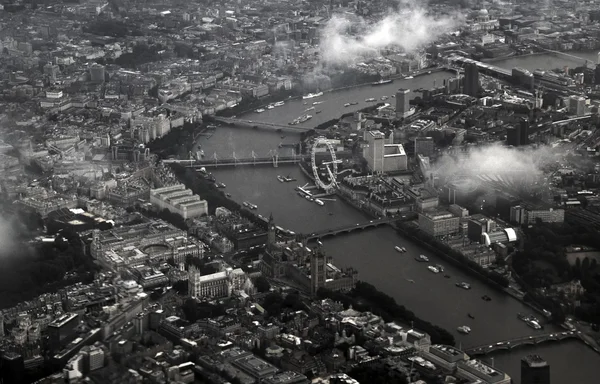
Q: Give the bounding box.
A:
[196,55,599,383]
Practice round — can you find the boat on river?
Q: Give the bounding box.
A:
[427,265,440,274]
[274,101,285,107]
[255,108,265,113]
[456,282,471,290]
[457,325,471,334]
[415,254,429,262]
[303,91,323,99]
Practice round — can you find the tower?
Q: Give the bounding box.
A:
[519,118,529,146]
[310,249,327,295]
[395,88,410,118]
[521,355,550,384]
[464,62,480,97]
[267,214,276,251]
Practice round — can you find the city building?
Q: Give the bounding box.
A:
[311,250,327,295]
[510,206,564,224]
[422,344,469,371]
[47,313,79,352]
[188,265,251,299]
[395,88,412,118]
[521,355,550,384]
[519,118,529,146]
[150,184,208,219]
[481,228,518,247]
[362,130,406,173]
[568,95,586,116]
[464,63,480,97]
[414,136,435,158]
[418,211,460,237]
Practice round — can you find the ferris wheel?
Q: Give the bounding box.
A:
[311,137,341,193]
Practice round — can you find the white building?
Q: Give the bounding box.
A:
[188,266,253,299]
[150,184,208,219]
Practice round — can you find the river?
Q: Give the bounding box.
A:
[195,63,598,383]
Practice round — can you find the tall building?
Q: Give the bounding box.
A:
[520,118,529,146]
[464,63,480,97]
[395,88,411,118]
[414,136,435,157]
[568,95,586,116]
[363,130,385,172]
[47,313,79,352]
[310,249,327,295]
[506,125,520,147]
[267,214,276,251]
[43,62,60,82]
[521,355,550,384]
[89,64,106,84]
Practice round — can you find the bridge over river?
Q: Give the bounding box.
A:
[464,331,582,356]
[304,217,397,241]
[214,116,313,133]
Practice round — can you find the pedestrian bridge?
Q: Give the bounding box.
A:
[465,331,581,356]
[305,217,397,241]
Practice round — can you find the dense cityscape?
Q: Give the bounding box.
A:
[2,0,600,383]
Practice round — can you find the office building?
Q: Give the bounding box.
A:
[510,206,564,225]
[568,95,586,116]
[457,359,511,384]
[395,88,412,118]
[506,125,521,147]
[263,371,310,384]
[362,130,407,173]
[521,355,550,384]
[418,211,460,237]
[464,63,480,97]
[520,118,529,146]
[414,136,435,157]
[47,313,79,352]
[89,64,106,84]
[150,184,208,219]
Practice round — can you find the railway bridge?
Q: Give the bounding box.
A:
[214,116,313,133]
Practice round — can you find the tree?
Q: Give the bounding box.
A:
[255,276,271,293]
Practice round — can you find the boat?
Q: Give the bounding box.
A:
[401,247,406,252]
[217,183,226,188]
[381,96,388,100]
[435,264,444,272]
[305,196,315,202]
[468,313,475,319]
[407,279,415,283]
[298,114,313,123]
[226,193,232,197]
[415,254,429,262]
[371,79,393,86]
[313,101,323,105]
[267,104,274,110]
[428,265,440,273]
[457,326,471,334]
[274,101,285,107]
[395,246,403,252]
[328,212,334,216]
[365,98,376,102]
[344,103,351,107]
[444,274,451,278]
[314,199,324,206]
[243,201,251,208]
[518,314,542,330]
[405,76,414,79]
[284,176,295,182]
[481,295,492,302]
[456,282,471,290]
[427,71,432,74]
[350,101,359,105]
[316,110,322,114]
[255,108,265,113]
[249,203,258,210]
[277,175,285,182]
[305,106,315,111]
[302,91,323,100]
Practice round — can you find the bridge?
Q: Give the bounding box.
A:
[164,154,310,168]
[305,217,397,241]
[552,114,592,125]
[214,116,312,133]
[464,331,581,356]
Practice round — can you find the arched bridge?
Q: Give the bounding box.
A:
[465,331,581,356]
[305,217,397,241]
[214,116,313,133]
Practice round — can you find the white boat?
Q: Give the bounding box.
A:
[415,254,429,262]
[302,91,323,99]
[435,264,444,272]
[381,96,388,100]
[249,203,258,210]
[277,175,285,182]
[314,199,324,206]
[427,266,440,273]
[255,108,265,113]
[305,106,315,111]
[365,98,376,102]
[405,76,414,79]
[401,247,407,252]
[395,246,403,252]
[456,282,471,290]
[267,104,274,109]
[344,103,351,107]
[243,201,251,208]
[305,195,315,202]
[274,101,285,107]
[457,325,471,334]
[313,101,323,105]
